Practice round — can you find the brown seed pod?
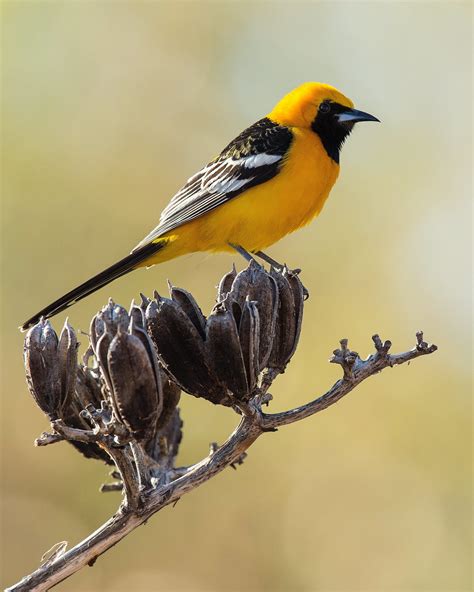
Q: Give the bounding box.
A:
[129,301,146,329]
[238,298,260,393]
[206,302,249,400]
[146,298,230,405]
[57,321,79,415]
[94,326,114,395]
[169,284,207,339]
[217,265,237,302]
[284,268,305,362]
[145,378,182,464]
[229,261,279,369]
[74,364,104,410]
[107,329,161,441]
[267,269,297,370]
[101,299,129,333]
[24,320,62,418]
[128,317,164,421]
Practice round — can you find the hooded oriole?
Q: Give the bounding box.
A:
[22,82,378,330]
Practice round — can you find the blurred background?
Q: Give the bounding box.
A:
[1,1,472,590]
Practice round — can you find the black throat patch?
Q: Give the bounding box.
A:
[311,102,353,164]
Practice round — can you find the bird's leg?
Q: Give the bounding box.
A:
[255,250,309,300]
[254,251,284,270]
[228,243,260,265]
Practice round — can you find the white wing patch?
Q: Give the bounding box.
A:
[242,153,282,168]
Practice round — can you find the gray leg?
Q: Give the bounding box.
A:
[255,250,308,299]
[228,243,259,264]
[254,251,284,270]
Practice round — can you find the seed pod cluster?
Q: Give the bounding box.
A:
[145,261,305,405]
[24,300,183,465]
[23,263,304,467]
[88,300,184,458]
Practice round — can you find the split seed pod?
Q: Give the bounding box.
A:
[146,296,231,405]
[206,301,249,400]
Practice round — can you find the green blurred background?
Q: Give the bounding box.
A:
[1,1,472,590]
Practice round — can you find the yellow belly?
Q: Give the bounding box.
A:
[145,128,339,265]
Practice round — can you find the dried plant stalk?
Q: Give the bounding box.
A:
[8,264,437,592]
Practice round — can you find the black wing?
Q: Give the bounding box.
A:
[133,118,293,250]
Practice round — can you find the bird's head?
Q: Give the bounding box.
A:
[268,82,379,163]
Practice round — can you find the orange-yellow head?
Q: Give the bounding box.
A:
[268,82,379,163]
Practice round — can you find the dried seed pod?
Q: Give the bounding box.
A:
[89,314,104,354]
[156,378,181,431]
[94,326,114,394]
[128,317,164,419]
[206,303,249,400]
[129,301,145,329]
[57,321,79,414]
[107,329,161,441]
[90,300,129,353]
[139,293,151,311]
[74,364,103,410]
[267,269,297,370]
[146,298,230,405]
[239,299,260,393]
[229,261,279,369]
[145,379,182,463]
[217,265,237,301]
[101,299,129,332]
[284,268,305,361]
[24,320,62,418]
[169,284,207,339]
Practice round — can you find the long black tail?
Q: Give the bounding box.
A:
[21,242,165,331]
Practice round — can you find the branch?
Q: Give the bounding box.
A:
[261,331,437,429]
[8,331,436,592]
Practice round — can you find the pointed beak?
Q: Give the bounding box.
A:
[337,108,380,124]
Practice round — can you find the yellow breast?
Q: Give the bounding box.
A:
[149,128,339,263]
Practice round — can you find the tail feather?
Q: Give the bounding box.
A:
[21,242,165,331]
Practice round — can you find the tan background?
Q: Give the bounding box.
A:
[1,1,472,590]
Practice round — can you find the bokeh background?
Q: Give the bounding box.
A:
[1,1,472,590]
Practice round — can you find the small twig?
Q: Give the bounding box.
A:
[52,420,142,510]
[100,483,123,493]
[129,442,150,491]
[35,431,64,447]
[103,446,142,510]
[261,333,437,429]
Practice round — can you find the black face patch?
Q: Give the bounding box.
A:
[311,101,353,164]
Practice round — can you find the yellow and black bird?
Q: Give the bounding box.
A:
[22,82,379,330]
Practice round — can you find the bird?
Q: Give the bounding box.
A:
[21,82,379,331]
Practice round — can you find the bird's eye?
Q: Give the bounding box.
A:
[319,102,331,114]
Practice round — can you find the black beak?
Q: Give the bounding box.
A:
[337,108,380,124]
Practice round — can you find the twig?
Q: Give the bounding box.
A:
[261,332,437,429]
[7,332,436,592]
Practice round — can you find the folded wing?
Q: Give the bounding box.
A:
[133,118,293,251]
